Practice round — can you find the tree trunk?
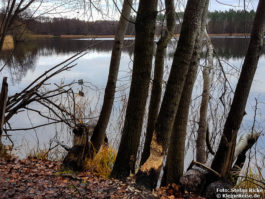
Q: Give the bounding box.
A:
[140,0,176,166]
[0,77,8,150]
[162,0,210,186]
[88,0,133,159]
[205,133,259,199]
[231,132,260,182]
[196,30,213,164]
[110,0,158,180]
[0,0,35,50]
[211,0,265,178]
[136,0,207,189]
[63,124,94,171]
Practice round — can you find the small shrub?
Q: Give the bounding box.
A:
[0,145,13,161]
[85,145,117,178]
[234,167,265,198]
[27,148,49,160]
[2,35,14,51]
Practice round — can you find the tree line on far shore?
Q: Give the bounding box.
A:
[22,9,256,36]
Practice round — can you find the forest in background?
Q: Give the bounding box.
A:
[14,9,256,36]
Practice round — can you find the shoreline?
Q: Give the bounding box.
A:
[31,33,252,39]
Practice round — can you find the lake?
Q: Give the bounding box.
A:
[0,37,265,171]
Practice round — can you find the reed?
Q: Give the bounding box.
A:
[2,35,14,51]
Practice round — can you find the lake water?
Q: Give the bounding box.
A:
[0,37,265,171]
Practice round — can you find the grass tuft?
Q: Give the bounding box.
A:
[2,35,14,51]
[85,145,116,178]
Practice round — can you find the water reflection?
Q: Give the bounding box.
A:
[0,39,135,83]
[2,37,265,84]
[211,38,265,59]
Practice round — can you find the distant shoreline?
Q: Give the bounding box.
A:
[31,33,252,39]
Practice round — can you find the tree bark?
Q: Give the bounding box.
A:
[63,124,94,170]
[0,77,8,150]
[110,0,158,180]
[196,30,213,164]
[162,0,210,186]
[211,0,265,178]
[136,0,207,189]
[140,0,176,166]
[88,0,133,158]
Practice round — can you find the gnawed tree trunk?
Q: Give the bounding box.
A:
[181,1,265,193]
[88,0,133,159]
[196,30,213,163]
[162,1,210,185]
[110,0,158,180]
[180,161,220,195]
[231,132,260,181]
[0,77,8,150]
[63,124,94,171]
[136,0,207,189]
[140,0,176,166]
[211,0,265,178]
[205,132,259,199]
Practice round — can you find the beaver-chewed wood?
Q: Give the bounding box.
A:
[63,124,93,171]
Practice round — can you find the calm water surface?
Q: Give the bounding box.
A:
[0,38,265,168]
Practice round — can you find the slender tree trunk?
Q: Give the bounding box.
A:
[196,30,213,164]
[0,77,8,150]
[162,0,210,185]
[88,0,133,158]
[110,0,158,180]
[136,0,207,189]
[140,0,176,166]
[211,0,265,178]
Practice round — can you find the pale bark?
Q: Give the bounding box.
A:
[196,30,213,163]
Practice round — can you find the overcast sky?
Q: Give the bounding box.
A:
[2,0,258,21]
[209,0,258,11]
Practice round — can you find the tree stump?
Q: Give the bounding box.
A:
[63,124,92,171]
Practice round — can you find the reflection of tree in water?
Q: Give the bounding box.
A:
[3,38,261,84]
[0,42,38,83]
[34,39,134,56]
[211,38,265,59]
[0,39,135,83]
[168,38,265,59]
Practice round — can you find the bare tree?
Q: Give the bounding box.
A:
[136,0,208,189]
[211,0,265,178]
[162,0,210,186]
[140,0,176,166]
[196,30,213,164]
[88,0,133,158]
[0,0,35,49]
[111,0,158,179]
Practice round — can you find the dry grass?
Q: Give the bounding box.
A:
[234,168,265,198]
[2,35,14,51]
[85,145,117,178]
